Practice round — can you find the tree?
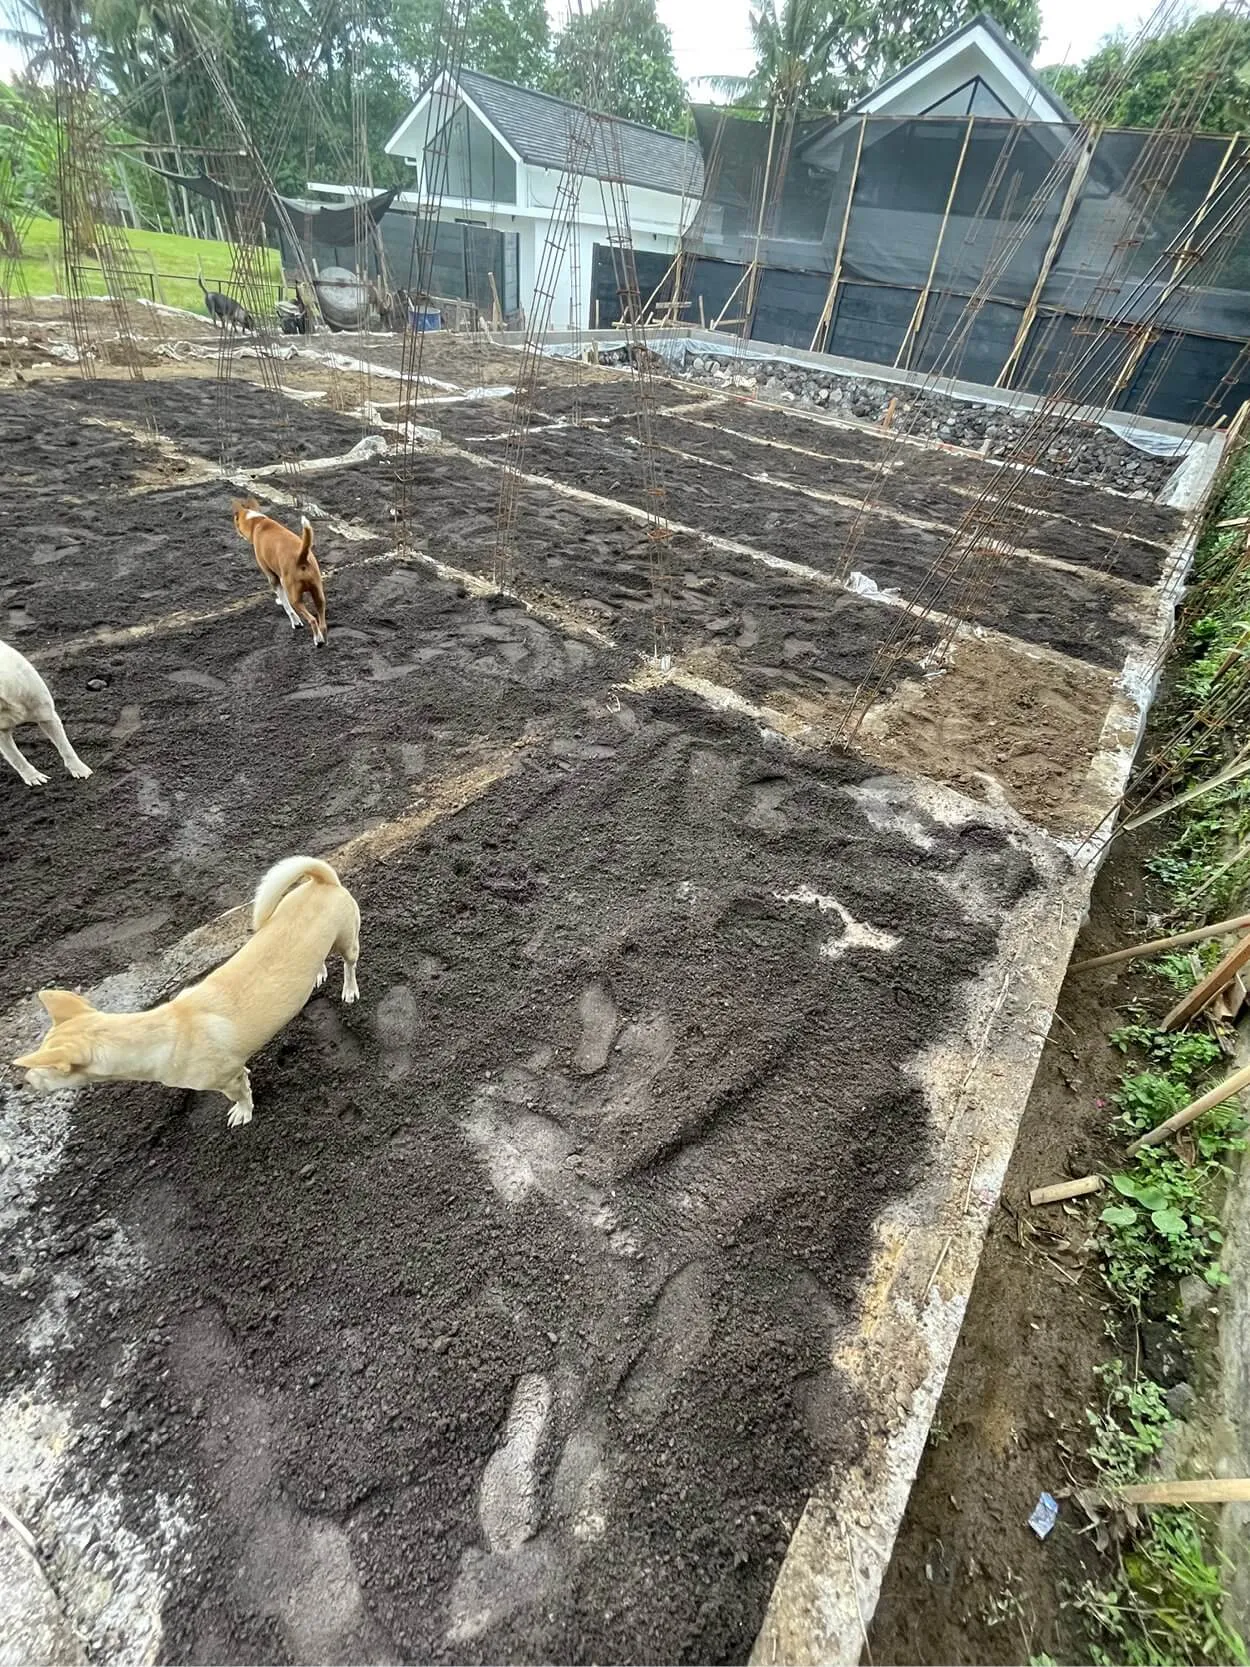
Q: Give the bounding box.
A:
[0,78,59,253]
[1041,13,1250,134]
[709,0,1042,118]
[463,0,549,86]
[546,0,687,133]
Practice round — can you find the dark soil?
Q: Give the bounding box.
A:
[869,822,1182,1664]
[5,687,1041,1664]
[0,386,170,492]
[37,374,370,471]
[312,452,939,701]
[3,552,610,1007]
[469,424,1146,670]
[623,414,1166,586]
[709,401,1185,545]
[530,375,709,423]
[3,477,384,651]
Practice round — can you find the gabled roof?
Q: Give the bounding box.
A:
[389,68,704,199]
[850,13,1075,123]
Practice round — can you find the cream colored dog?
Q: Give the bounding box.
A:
[13,856,360,1130]
[0,637,92,788]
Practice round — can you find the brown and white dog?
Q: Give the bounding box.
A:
[233,498,328,645]
[12,856,361,1129]
[0,637,92,788]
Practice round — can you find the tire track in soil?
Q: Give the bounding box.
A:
[5,690,1044,1664]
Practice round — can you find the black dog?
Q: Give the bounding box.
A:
[198,275,254,332]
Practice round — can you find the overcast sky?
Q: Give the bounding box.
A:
[629,0,1224,87]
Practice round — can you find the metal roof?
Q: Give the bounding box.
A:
[455,68,704,199]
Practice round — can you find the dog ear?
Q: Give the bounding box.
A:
[37,989,94,1021]
[12,1040,88,1072]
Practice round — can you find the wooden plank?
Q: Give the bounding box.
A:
[1072,910,1250,971]
[809,115,866,355]
[1127,1060,1250,1154]
[998,126,1098,389]
[1116,1478,1250,1506]
[1161,930,1250,1030]
[897,116,973,371]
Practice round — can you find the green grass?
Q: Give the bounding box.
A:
[1067,441,1250,1667]
[4,214,282,315]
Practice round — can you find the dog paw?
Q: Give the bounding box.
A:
[22,768,49,788]
[315,963,328,988]
[67,760,92,780]
[226,1105,253,1129]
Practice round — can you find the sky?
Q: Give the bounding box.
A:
[636,0,1225,89]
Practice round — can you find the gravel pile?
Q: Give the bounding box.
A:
[673,348,1179,497]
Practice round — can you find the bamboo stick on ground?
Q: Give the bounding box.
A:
[1127,1061,1250,1154]
[1029,1175,1103,1207]
[1072,911,1250,971]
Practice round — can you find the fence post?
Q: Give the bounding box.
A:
[1110,130,1247,406]
[997,123,1098,389]
[896,115,974,370]
[809,114,866,355]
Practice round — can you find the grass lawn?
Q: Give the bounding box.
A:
[5,215,284,314]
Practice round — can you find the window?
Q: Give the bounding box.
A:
[425,101,516,204]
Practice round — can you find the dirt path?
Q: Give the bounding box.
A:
[869,824,1169,1662]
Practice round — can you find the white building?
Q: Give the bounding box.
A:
[341,69,704,329]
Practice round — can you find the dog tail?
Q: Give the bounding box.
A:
[197,274,209,295]
[252,855,341,931]
[296,515,314,564]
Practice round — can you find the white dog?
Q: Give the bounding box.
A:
[0,638,92,787]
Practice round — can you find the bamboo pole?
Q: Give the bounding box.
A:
[997,126,1098,389]
[1127,1061,1250,1155]
[1112,133,1245,400]
[1072,911,1250,971]
[1029,1175,1103,1207]
[809,115,866,354]
[1161,931,1250,1030]
[897,116,973,371]
[1120,750,1250,834]
[739,103,782,338]
[711,262,752,331]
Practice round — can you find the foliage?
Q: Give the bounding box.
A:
[545,0,687,132]
[464,0,549,86]
[1074,1512,1247,1666]
[0,76,58,253]
[1096,1031,1243,1308]
[1086,1361,1173,1484]
[707,0,1041,117]
[1108,1025,1223,1080]
[1041,13,1250,134]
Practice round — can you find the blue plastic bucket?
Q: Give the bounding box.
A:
[410,307,441,332]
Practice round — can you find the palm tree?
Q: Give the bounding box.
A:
[703,0,869,120]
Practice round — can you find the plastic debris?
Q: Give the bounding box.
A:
[1029,1491,1059,1538]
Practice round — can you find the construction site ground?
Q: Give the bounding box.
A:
[0,310,1218,1663]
